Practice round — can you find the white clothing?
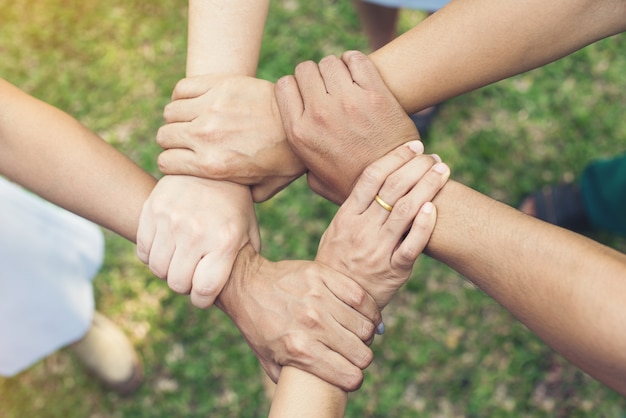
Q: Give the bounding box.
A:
[362,0,449,11]
[0,177,103,376]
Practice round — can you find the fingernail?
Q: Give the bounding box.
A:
[431,153,442,163]
[433,162,448,174]
[421,201,434,214]
[407,140,424,154]
[375,322,385,335]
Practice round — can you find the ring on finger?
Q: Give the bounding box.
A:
[374,194,393,212]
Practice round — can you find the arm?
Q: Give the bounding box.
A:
[136,0,271,306]
[142,0,385,391]
[156,0,626,198]
[269,367,347,418]
[270,143,449,416]
[426,181,626,396]
[159,0,301,201]
[186,0,268,77]
[0,75,383,393]
[274,52,626,397]
[372,0,626,113]
[0,78,156,242]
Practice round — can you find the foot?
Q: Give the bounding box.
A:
[72,311,143,395]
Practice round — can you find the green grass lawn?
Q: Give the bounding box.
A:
[1,0,625,416]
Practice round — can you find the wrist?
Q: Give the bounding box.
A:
[216,243,266,317]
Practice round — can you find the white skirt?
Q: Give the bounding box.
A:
[0,177,103,376]
[362,0,450,11]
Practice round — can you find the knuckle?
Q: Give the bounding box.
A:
[283,333,309,359]
[190,293,215,309]
[294,60,317,77]
[300,307,322,329]
[422,172,441,189]
[149,263,168,280]
[196,118,218,140]
[274,75,291,93]
[168,278,192,295]
[344,369,365,392]
[155,126,167,147]
[172,78,189,99]
[203,156,228,178]
[156,153,170,174]
[135,244,149,264]
[217,221,246,252]
[288,124,309,149]
[345,285,369,309]
[191,281,221,298]
[360,164,384,187]
[392,198,414,218]
[358,321,376,342]
[318,55,337,66]
[356,347,374,370]
[383,173,403,195]
[162,102,176,122]
[308,106,330,125]
[398,243,420,266]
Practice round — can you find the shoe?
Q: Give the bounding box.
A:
[72,311,143,395]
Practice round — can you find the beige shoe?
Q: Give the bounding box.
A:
[72,311,143,395]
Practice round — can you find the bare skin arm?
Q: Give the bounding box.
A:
[0,72,382,393]
[0,78,156,242]
[274,51,626,397]
[270,143,450,417]
[185,0,268,77]
[135,0,269,307]
[427,180,626,396]
[139,0,385,392]
[156,0,626,199]
[372,0,626,114]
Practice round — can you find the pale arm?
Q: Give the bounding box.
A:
[136,0,271,306]
[186,0,268,77]
[183,0,381,394]
[180,0,380,390]
[372,0,626,113]
[269,367,347,418]
[0,78,156,242]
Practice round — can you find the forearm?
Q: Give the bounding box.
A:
[0,79,156,242]
[371,0,626,113]
[187,0,269,77]
[426,180,626,396]
[269,367,347,418]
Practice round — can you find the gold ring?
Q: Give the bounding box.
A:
[374,194,393,212]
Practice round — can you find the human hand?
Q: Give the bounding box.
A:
[156,74,306,202]
[317,141,450,309]
[275,50,420,204]
[217,244,382,392]
[136,175,260,308]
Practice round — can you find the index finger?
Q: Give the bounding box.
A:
[274,75,305,137]
[171,74,224,100]
[344,140,424,214]
[321,266,382,329]
[317,54,356,95]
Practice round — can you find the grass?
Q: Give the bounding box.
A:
[1,0,625,416]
